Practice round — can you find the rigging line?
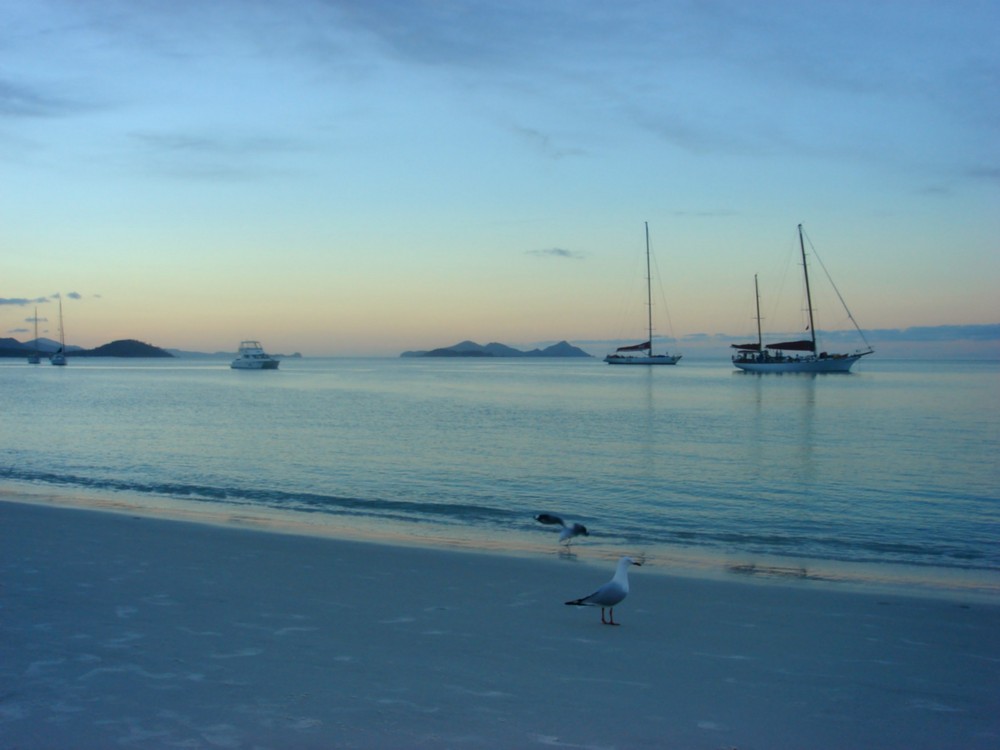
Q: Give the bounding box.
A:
[801,228,874,351]
[647,242,677,340]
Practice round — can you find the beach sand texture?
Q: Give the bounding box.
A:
[2,500,998,749]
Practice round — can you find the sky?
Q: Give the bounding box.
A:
[2,0,998,357]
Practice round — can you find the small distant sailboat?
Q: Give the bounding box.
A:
[50,298,67,366]
[731,224,873,374]
[27,306,41,364]
[605,222,682,365]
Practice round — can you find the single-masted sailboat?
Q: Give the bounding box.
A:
[50,298,67,366]
[605,223,682,365]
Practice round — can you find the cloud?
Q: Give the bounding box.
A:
[508,125,586,160]
[0,79,88,118]
[668,209,738,218]
[968,166,1000,184]
[130,131,312,180]
[866,324,1000,343]
[527,247,583,260]
[684,324,1000,346]
[0,297,49,306]
[333,1,551,69]
[132,131,307,156]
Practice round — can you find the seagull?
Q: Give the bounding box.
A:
[534,513,589,545]
[565,556,641,626]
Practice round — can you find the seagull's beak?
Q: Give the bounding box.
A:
[631,561,642,567]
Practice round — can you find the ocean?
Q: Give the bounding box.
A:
[2,356,998,599]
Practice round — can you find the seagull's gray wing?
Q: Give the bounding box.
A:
[566,579,627,608]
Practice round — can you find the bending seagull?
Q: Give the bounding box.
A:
[565,556,641,626]
[534,513,589,545]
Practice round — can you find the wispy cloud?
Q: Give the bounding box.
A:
[0,79,88,118]
[668,209,738,218]
[968,166,1000,184]
[507,124,586,160]
[684,324,1000,346]
[0,296,49,306]
[132,131,307,156]
[527,247,584,260]
[130,131,312,180]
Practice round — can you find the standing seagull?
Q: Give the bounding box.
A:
[534,513,589,545]
[565,556,641,626]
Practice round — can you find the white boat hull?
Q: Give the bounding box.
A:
[732,352,869,373]
[605,354,682,365]
[231,359,279,370]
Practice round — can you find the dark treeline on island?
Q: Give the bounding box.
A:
[401,340,592,358]
[0,338,173,358]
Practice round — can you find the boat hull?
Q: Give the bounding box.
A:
[605,354,682,365]
[732,352,869,373]
[231,359,279,370]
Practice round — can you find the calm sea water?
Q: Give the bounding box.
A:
[2,356,998,598]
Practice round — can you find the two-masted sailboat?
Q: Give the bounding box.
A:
[604,223,682,365]
[731,224,873,373]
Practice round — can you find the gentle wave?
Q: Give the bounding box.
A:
[3,466,993,574]
[0,467,520,526]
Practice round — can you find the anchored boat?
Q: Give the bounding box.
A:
[605,222,682,366]
[731,224,873,373]
[231,340,280,370]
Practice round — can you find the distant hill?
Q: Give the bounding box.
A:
[0,338,173,358]
[400,340,593,358]
[75,340,174,358]
[0,336,86,355]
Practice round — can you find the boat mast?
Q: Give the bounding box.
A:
[753,274,762,352]
[645,221,652,356]
[798,223,817,352]
[58,297,66,354]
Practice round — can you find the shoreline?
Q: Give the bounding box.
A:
[3,496,1000,748]
[2,481,998,605]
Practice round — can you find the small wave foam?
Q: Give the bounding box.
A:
[0,467,518,529]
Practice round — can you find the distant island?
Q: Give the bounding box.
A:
[0,337,308,359]
[400,340,593,358]
[0,337,173,358]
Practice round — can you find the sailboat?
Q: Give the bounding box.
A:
[604,222,682,365]
[731,224,873,373]
[49,298,67,366]
[27,306,41,364]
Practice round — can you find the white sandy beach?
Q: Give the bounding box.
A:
[2,498,998,749]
